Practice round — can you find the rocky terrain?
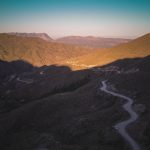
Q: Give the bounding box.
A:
[0,33,150,150]
[0,55,150,150]
[0,60,127,150]
[0,34,98,67]
[65,33,150,69]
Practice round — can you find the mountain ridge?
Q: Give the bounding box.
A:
[3,33,131,48]
[64,33,150,69]
[0,33,150,70]
[0,33,98,67]
[6,32,53,41]
[56,35,131,48]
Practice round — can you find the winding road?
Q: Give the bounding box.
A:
[100,80,141,150]
[16,77,33,84]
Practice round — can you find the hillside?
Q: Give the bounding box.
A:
[0,34,98,66]
[65,33,150,69]
[56,36,130,48]
[0,56,150,150]
[0,33,150,150]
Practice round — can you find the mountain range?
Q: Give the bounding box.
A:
[65,33,150,69]
[56,36,130,48]
[4,32,131,48]
[0,32,150,150]
[0,33,149,69]
[0,33,97,66]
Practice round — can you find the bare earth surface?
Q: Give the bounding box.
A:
[101,81,140,150]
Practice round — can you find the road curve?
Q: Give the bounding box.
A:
[100,80,141,150]
[16,77,33,84]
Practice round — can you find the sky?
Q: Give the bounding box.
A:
[0,0,150,38]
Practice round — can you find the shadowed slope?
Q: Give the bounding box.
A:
[0,56,150,150]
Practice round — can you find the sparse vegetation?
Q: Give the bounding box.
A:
[0,34,150,150]
[0,34,98,67]
[65,33,150,69]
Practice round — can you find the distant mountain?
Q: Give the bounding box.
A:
[4,33,131,48]
[56,36,131,48]
[110,33,150,51]
[7,32,53,41]
[65,33,150,69]
[0,34,98,67]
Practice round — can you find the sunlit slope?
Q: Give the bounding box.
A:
[65,33,150,69]
[0,34,98,66]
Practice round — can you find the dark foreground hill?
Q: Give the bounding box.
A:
[0,56,150,150]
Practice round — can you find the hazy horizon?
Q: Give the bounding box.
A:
[0,0,150,38]
[2,32,144,39]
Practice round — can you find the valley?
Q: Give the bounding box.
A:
[0,33,150,150]
[1,0,150,149]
